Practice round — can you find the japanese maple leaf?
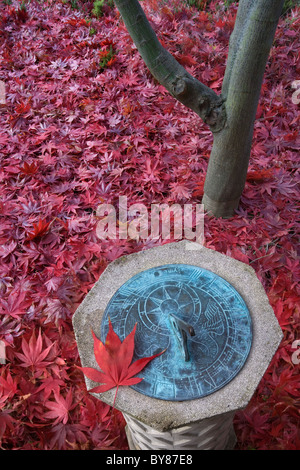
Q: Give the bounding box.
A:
[44,389,75,425]
[246,168,274,183]
[36,377,66,401]
[20,162,38,175]
[192,180,205,198]
[26,218,51,241]
[169,182,192,200]
[14,329,55,375]
[80,320,165,405]
[0,411,15,439]
[0,371,18,405]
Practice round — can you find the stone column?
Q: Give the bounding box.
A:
[124,411,237,450]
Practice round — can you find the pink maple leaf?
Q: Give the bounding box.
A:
[44,389,76,425]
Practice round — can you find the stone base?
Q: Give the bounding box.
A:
[124,411,237,450]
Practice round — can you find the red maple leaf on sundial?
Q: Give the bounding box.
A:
[80,319,165,405]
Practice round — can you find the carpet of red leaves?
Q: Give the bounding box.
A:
[0,0,299,450]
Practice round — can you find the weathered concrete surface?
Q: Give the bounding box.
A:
[72,241,283,432]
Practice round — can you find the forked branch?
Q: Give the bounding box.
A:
[114,0,226,133]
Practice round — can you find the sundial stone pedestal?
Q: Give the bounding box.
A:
[72,241,283,450]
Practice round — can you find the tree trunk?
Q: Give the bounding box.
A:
[202,0,284,217]
[113,0,285,218]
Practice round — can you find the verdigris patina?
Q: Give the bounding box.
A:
[101,264,252,401]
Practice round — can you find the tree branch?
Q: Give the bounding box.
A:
[114,0,226,133]
[221,0,256,98]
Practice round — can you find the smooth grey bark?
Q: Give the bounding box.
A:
[203,0,284,217]
[221,0,256,98]
[113,0,284,217]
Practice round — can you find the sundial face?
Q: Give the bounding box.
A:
[100,264,252,401]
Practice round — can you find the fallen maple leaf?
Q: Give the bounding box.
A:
[80,319,166,406]
[44,389,76,425]
[246,168,274,183]
[0,411,15,439]
[26,218,52,241]
[14,329,55,375]
[192,180,205,198]
[20,162,38,175]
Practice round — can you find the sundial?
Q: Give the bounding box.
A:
[100,264,252,401]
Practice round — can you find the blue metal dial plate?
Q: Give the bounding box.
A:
[101,264,252,401]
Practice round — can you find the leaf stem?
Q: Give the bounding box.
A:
[112,384,119,412]
[105,384,120,430]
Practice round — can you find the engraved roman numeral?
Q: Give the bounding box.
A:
[203,371,216,389]
[188,268,203,284]
[118,285,138,297]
